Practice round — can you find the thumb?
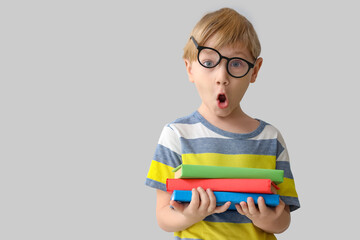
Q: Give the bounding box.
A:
[213,201,231,214]
[170,200,185,213]
[275,199,286,214]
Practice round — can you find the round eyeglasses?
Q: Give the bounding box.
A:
[190,36,256,78]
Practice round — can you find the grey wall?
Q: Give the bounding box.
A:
[1,0,359,239]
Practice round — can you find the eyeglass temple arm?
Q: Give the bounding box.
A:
[190,36,199,49]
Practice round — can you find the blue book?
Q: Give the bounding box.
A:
[171,190,279,210]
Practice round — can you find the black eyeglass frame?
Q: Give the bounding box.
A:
[190,36,256,78]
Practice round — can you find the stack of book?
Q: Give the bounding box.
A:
[167,164,284,210]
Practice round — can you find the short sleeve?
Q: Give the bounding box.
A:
[145,125,182,191]
[275,131,300,212]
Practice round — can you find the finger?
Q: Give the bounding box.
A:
[188,188,200,209]
[235,203,245,215]
[247,197,259,216]
[274,199,286,214]
[214,201,231,214]
[206,188,217,213]
[197,187,210,211]
[239,201,250,215]
[257,196,268,213]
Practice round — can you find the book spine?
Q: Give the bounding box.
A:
[171,190,280,210]
[179,165,284,184]
[166,178,274,194]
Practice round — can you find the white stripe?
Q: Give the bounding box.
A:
[159,122,291,162]
[170,122,231,140]
[249,124,290,162]
[277,148,290,162]
[158,126,181,155]
[249,124,278,140]
[276,130,290,162]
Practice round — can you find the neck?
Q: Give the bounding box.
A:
[198,104,258,134]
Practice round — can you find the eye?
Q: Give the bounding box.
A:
[202,60,216,67]
[229,59,245,68]
[198,48,220,68]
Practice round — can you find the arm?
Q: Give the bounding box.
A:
[235,197,291,234]
[156,187,231,232]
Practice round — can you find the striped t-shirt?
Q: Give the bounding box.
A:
[146,111,300,240]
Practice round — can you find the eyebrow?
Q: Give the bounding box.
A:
[232,51,246,56]
[226,50,249,59]
[233,50,246,55]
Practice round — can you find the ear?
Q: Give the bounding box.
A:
[184,59,194,83]
[250,57,263,83]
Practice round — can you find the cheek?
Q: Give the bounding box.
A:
[194,81,213,99]
[230,83,250,99]
[193,73,214,96]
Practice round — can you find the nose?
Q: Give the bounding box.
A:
[216,61,230,86]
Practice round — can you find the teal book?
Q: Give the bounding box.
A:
[171,190,280,210]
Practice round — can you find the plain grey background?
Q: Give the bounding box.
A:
[1,0,359,239]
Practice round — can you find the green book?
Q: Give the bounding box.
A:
[172,164,284,184]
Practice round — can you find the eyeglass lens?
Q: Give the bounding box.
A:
[198,48,250,78]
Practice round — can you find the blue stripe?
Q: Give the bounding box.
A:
[280,196,300,212]
[204,210,252,223]
[174,237,202,240]
[276,161,294,179]
[170,111,201,125]
[153,144,182,168]
[194,111,268,139]
[145,178,166,191]
[276,140,285,158]
[181,138,278,156]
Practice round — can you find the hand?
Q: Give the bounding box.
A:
[170,187,231,223]
[235,196,289,233]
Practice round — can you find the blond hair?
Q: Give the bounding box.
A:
[183,8,261,62]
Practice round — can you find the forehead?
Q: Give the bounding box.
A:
[204,37,252,59]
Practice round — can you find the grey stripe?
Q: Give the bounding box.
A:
[276,161,294,179]
[145,178,166,191]
[280,195,301,212]
[153,144,182,168]
[181,137,278,156]
[174,237,203,240]
[204,210,252,223]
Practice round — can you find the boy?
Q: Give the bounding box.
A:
[145,7,300,240]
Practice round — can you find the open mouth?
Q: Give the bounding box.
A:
[218,94,226,103]
[217,93,228,109]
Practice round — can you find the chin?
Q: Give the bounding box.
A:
[213,108,233,118]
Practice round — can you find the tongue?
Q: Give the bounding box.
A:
[218,101,228,109]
